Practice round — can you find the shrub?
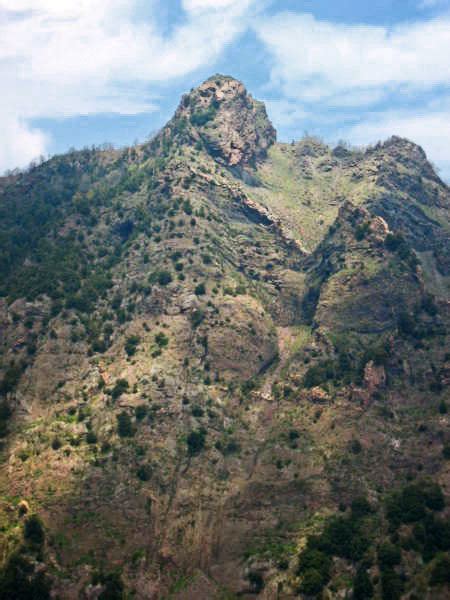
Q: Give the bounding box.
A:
[355,222,370,241]
[302,286,320,324]
[125,335,140,357]
[154,332,169,348]
[51,437,62,450]
[0,552,51,599]
[194,283,206,296]
[114,219,134,241]
[91,338,107,354]
[186,429,206,455]
[385,232,404,251]
[222,439,240,455]
[299,568,326,595]
[170,251,182,262]
[422,294,438,316]
[0,364,24,396]
[0,401,12,437]
[430,554,450,585]
[182,199,193,215]
[424,482,445,511]
[247,571,264,593]
[135,405,148,421]
[298,548,331,580]
[353,567,374,599]
[94,572,124,600]
[116,411,135,438]
[241,379,257,395]
[190,309,205,328]
[136,464,152,482]
[191,405,204,417]
[24,514,45,546]
[86,431,97,444]
[318,516,370,560]
[381,568,403,600]
[0,401,12,422]
[350,439,362,454]
[439,400,448,414]
[351,497,373,519]
[190,105,217,127]
[378,542,402,569]
[157,271,172,286]
[303,359,335,388]
[386,481,445,527]
[289,429,300,442]
[111,378,129,400]
[363,343,390,367]
[397,311,415,336]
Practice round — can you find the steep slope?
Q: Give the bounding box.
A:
[0,75,449,600]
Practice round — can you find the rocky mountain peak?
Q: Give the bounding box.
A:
[170,74,276,167]
[370,134,441,183]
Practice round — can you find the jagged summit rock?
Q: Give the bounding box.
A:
[163,74,276,167]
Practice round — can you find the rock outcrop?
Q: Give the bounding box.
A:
[167,75,276,167]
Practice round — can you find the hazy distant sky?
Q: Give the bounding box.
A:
[2,0,450,179]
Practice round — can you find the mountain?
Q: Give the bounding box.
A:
[0,74,449,599]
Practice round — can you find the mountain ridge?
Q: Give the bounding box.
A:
[0,75,449,599]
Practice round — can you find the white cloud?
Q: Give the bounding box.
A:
[418,0,450,9]
[255,13,450,104]
[264,99,310,128]
[0,0,256,171]
[0,116,48,173]
[182,0,246,12]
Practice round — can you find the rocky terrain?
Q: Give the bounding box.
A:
[0,75,449,599]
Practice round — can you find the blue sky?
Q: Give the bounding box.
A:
[1,0,450,179]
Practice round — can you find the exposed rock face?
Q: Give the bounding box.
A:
[206,295,278,381]
[170,75,276,166]
[376,136,441,186]
[353,360,387,406]
[304,201,423,336]
[364,135,450,274]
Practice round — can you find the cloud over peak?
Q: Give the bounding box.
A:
[0,0,255,171]
[255,12,450,104]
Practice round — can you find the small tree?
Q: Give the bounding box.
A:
[24,514,45,546]
[125,335,140,357]
[299,569,325,596]
[155,332,169,348]
[136,464,152,481]
[431,554,450,585]
[353,567,374,599]
[117,411,135,438]
[111,379,129,400]
[94,572,125,600]
[187,429,206,455]
[157,271,172,286]
[135,405,148,421]
[194,283,206,296]
[86,430,98,444]
[378,542,401,569]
